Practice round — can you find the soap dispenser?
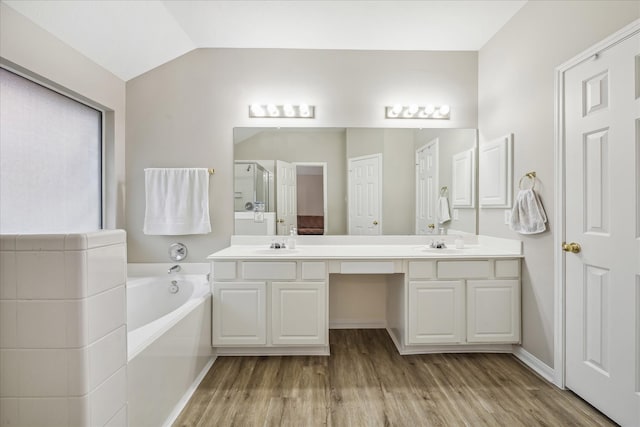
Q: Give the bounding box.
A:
[288,226,297,249]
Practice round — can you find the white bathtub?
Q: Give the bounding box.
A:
[126,264,215,427]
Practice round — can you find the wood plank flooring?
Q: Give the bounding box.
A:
[173,329,615,426]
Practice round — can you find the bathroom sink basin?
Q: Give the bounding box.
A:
[252,248,301,255]
[416,247,466,254]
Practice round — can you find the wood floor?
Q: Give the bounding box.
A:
[174,329,615,427]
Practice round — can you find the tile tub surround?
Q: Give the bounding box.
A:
[0,231,127,427]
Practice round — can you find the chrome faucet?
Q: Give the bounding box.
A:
[429,240,447,249]
[168,264,181,274]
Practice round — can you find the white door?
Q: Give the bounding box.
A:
[348,154,382,235]
[415,139,439,234]
[276,160,297,235]
[271,282,327,345]
[212,282,266,346]
[564,29,639,426]
[408,280,464,344]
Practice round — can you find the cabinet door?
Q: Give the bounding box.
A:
[212,282,266,346]
[408,281,465,344]
[271,282,326,345]
[467,280,520,343]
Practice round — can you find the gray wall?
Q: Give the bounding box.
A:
[478,1,639,367]
[0,3,126,230]
[126,49,478,261]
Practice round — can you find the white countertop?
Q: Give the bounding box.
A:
[208,235,522,260]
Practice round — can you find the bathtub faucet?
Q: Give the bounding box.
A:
[168,264,181,274]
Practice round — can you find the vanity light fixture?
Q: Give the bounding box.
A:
[248,103,315,119]
[385,104,451,120]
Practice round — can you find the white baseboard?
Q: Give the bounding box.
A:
[162,355,217,427]
[216,346,330,356]
[512,345,555,384]
[329,319,386,329]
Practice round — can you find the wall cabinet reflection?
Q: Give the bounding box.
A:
[234,128,477,236]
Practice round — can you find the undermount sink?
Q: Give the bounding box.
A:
[252,248,301,255]
[416,247,466,254]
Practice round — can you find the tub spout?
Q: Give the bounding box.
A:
[168,264,181,274]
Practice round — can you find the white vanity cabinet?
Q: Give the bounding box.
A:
[211,260,328,350]
[408,280,465,344]
[466,279,520,343]
[212,282,266,346]
[271,282,326,345]
[209,241,523,356]
[405,259,521,347]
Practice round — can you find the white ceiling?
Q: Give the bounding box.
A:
[3,0,527,81]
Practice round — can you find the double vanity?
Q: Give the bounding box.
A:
[208,235,523,356]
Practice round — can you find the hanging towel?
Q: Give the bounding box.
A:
[143,168,211,235]
[509,188,547,234]
[438,196,451,224]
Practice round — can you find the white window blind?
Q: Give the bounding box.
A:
[0,68,102,233]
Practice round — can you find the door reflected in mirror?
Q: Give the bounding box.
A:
[234,127,477,236]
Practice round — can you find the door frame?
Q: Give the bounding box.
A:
[347,153,383,234]
[553,19,640,389]
[293,161,328,235]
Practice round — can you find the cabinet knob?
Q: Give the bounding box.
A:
[373,220,379,225]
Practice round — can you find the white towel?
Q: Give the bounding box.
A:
[509,189,547,234]
[143,168,211,235]
[438,196,451,224]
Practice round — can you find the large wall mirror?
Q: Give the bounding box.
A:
[234,127,478,236]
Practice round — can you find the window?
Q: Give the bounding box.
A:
[0,68,102,233]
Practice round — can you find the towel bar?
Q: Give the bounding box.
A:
[518,171,536,190]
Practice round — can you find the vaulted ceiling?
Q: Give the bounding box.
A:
[2,1,526,81]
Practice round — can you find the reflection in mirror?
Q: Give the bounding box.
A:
[233,128,477,236]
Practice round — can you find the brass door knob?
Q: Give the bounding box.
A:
[428,223,435,229]
[277,219,285,223]
[373,220,379,225]
[562,242,581,253]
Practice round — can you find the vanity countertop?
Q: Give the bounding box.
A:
[208,243,522,260]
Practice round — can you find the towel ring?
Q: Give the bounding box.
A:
[519,171,536,190]
[440,186,448,196]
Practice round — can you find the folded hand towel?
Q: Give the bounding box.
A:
[438,196,451,224]
[143,168,211,235]
[509,188,547,234]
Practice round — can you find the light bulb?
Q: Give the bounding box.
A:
[283,104,295,117]
[408,104,418,115]
[267,104,279,117]
[250,104,265,117]
[424,105,435,115]
[392,104,403,115]
[299,104,310,117]
[438,105,450,116]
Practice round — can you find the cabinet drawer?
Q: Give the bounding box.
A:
[242,262,297,280]
[301,262,326,280]
[495,260,520,278]
[408,261,435,279]
[213,261,236,280]
[437,261,490,279]
[340,261,395,274]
